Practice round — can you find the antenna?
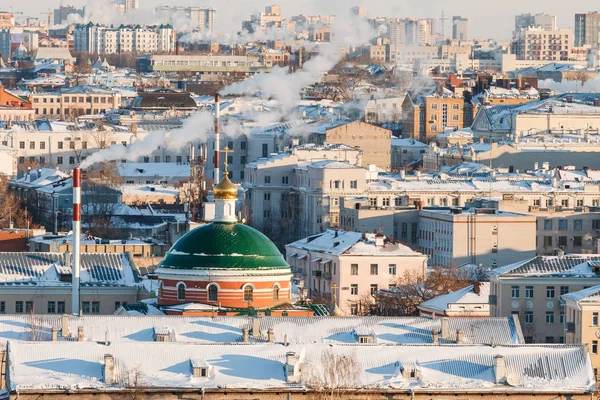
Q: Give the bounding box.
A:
[439,10,449,41]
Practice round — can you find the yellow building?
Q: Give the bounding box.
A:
[564,284,600,378]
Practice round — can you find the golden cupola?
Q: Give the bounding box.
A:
[213,172,238,200]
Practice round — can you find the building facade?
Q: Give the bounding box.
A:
[74,23,175,54]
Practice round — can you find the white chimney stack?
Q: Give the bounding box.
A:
[214,93,221,184]
[72,168,81,316]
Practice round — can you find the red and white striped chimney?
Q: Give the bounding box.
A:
[214,93,221,184]
[72,168,81,316]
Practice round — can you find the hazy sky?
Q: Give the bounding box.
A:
[8,0,600,40]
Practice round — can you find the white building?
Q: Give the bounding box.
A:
[74,23,175,54]
[286,229,428,315]
[157,6,217,32]
[418,282,490,317]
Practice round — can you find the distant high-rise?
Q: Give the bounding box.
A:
[53,6,84,26]
[452,16,468,41]
[514,13,556,32]
[350,6,367,18]
[157,6,217,32]
[575,12,600,47]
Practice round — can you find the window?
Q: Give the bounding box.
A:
[264,175,271,184]
[350,304,358,315]
[47,301,56,314]
[243,285,254,302]
[574,236,583,246]
[431,103,438,110]
[262,143,269,157]
[208,284,218,302]
[544,236,552,247]
[29,142,35,149]
[57,301,65,314]
[351,264,358,275]
[350,284,358,295]
[282,176,289,184]
[558,236,567,246]
[25,301,33,313]
[574,219,583,231]
[58,141,63,149]
[525,311,533,324]
[370,264,378,275]
[545,336,554,344]
[69,156,75,165]
[546,311,554,324]
[511,286,520,298]
[15,301,23,313]
[92,301,100,314]
[558,219,567,230]
[560,311,565,324]
[350,180,357,189]
[273,285,280,301]
[525,286,534,298]
[177,283,186,301]
[264,210,271,218]
[264,193,271,201]
[19,141,25,149]
[543,219,552,230]
[82,301,90,314]
[594,341,598,354]
[0,301,4,313]
[227,141,234,149]
[546,286,555,299]
[57,156,63,165]
[389,264,396,275]
[560,286,569,296]
[115,301,121,311]
[370,284,378,295]
[594,312,599,326]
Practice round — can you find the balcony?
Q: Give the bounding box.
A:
[312,270,322,278]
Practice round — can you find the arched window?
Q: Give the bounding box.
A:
[158,281,163,298]
[273,285,280,301]
[208,284,218,302]
[177,283,186,301]
[243,285,254,302]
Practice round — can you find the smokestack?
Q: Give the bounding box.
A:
[176,41,181,56]
[214,93,221,184]
[72,168,81,316]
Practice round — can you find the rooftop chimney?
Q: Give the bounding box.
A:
[456,329,464,344]
[61,314,70,337]
[441,317,449,339]
[432,330,439,344]
[267,328,275,343]
[51,327,58,341]
[242,327,249,342]
[104,354,116,383]
[72,168,81,316]
[473,281,481,295]
[252,316,261,338]
[77,326,84,341]
[494,355,506,384]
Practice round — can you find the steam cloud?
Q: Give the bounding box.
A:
[539,76,600,94]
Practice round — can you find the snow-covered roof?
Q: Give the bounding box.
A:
[391,138,427,148]
[419,283,490,313]
[0,315,521,345]
[7,341,594,393]
[561,285,600,303]
[0,252,138,287]
[490,255,600,278]
[117,162,191,178]
[287,229,424,257]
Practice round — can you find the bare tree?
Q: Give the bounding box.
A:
[81,180,121,238]
[28,308,48,341]
[120,364,145,400]
[303,348,361,398]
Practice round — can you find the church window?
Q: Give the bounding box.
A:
[177,283,186,301]
[208,284,218,302]
[273,285,280,301]
[243,285,254,302]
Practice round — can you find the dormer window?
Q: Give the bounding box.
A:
[191,359,210,378]
[154,327,172,342]
[353,328,376,343]
[401,368,420,379]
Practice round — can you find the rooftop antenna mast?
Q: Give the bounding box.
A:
[439,10,449,41]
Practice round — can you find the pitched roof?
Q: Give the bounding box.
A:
[7,341,595,393]
[418,283,490,313]
[562,285,600,303]
[490,255,600,278]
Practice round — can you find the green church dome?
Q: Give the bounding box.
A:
[159,223,289,270]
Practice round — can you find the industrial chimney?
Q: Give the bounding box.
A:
[214,93,221,184]
[72,168,81,316]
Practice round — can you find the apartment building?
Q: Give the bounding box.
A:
[418,208,536,268]
[30,85,121,119]
[512,27,572,61]
[74,23,175,54]
[489,255,600,344]
[575,12,600,47]
[515,13,556,32]
[563,285,600,378]
[310,120,392,170]
[285,230,428,315]
[0,252,144,315]
[157,6,217,32]
[136,54,272,74]
[402,88,477,142]
[452,16,468,41]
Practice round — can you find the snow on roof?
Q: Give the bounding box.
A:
[0,315,521,346]
[0,252,138,287]
[7,341,594,392]
[11,168,69,189]
[490,255,600,277]
[308,160,361,169]
[391,138,427,148]
[117,162,191,178]
[119,184,180,197]
[287,230,423,257]
[561,285,600,303]
[419,283,490,313]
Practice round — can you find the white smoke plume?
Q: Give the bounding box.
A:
[539,77,600,94]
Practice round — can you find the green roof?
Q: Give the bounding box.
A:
[159,223,289,270]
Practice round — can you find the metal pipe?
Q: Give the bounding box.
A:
[72,168,81,316]
[214,93,221,183]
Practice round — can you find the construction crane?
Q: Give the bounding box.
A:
[439,10,449,41]
[25,17,38,26]
[41,10,52,27]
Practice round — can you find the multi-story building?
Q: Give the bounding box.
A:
[490,254,600,344]
[563,285,600,378]
[157,6,217,32]
[285,229,428,315]
[136,54,272,74]
[30,85,121,119]
[452,16,468,41]
[514,13,556,33]
[575,12,600,47]
[74,23,175,54]
[512,27,572,61]
[53,6,84,25]
[418,208,537,268]
[391,137,427,169]
[242,5,282,33]
[402,88,477,142]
